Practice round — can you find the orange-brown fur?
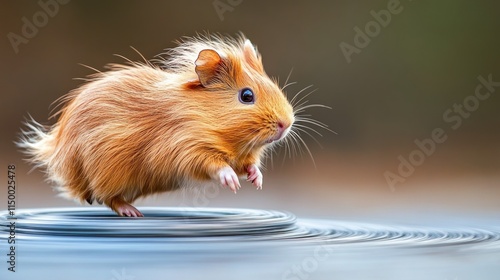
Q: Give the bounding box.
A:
[19,34,295,216]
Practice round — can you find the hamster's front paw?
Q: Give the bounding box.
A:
[247,164,263,190]
[218,166,241,193]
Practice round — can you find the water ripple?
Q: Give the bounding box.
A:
[1,207,500,249]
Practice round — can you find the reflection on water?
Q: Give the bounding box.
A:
[1,208,500,280]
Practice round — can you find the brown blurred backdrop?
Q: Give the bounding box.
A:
[1,0,499,222]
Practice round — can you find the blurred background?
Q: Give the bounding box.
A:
[1,0,499,222]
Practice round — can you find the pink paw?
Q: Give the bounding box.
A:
[218,166,241,193]
[116,204,144,217]
[247,164,263,190]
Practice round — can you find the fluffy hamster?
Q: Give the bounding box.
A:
[19,34,295,217]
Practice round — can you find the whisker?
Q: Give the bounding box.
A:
[295,116,329,129]
[281,140,288,167]
[289,133,300,158]
[283,68,294,88]
[286,130,301,158]
[281,68,296,92]
[294,104,332,114]
[289,130,316,169]
[290,130,310,159]
[237,126,262,157]
[294,98,329,115]
[290,85,314,107]
[242,135,259,156]
[286,136,295,160]
[281,81,297,92]
[285,136,293,159]
[291,89,317,109]
[295,117,337,134]
[280,138,286,161]
[269,143,275,169]
[294,127,324,149]
[293,123,323,137]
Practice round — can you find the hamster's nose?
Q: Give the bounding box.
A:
[276,120,291,139]
[267,119,293,143]
[278,118,293,131]
[277,121,285,130]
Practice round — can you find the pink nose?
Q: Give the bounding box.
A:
[278,121,285,130]
[276,121,289,139]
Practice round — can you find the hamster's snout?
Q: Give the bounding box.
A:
[277,121,288,137]
[267,118,293,144]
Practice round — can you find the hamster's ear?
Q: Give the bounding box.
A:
[195,49,222,87]
[243,39,264,73]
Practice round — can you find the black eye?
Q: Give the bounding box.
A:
[239,88,255,104]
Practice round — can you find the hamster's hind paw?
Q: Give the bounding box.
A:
[247,164,263,190]
[218,166,241,193]
[117,204,144,217]
[110,199,144,218]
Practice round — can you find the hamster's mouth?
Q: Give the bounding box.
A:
[265,138,277,144]
[263,120,294,145]
[265,128,290,144]
[264,135,280,144]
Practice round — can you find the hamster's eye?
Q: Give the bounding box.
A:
[239,88,255,104]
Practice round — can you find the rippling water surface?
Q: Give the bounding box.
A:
[1,207,500,280]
